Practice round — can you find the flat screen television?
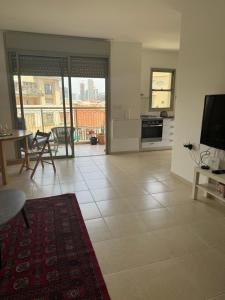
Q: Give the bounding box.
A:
[200,94,225,150]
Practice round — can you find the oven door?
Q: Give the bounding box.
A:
[141,120,163,142]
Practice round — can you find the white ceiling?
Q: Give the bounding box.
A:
[0,0,182,50]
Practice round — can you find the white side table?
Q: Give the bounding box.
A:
[192,167,225,204]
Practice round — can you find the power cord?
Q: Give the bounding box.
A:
[184,144,211,167]
[199,149,211,166]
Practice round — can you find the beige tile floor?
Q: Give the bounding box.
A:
[55,143,105,157]
[1,150,225,300]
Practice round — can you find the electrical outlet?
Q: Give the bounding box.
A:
[183,143,193,150]
[183,142,200,151]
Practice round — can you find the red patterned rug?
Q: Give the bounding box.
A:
[0,194,110,300]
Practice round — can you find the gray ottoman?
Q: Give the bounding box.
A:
[0,189,29,268]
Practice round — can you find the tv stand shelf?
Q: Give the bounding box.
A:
[192,167,225,204]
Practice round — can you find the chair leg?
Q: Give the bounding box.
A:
[21,207,30,229]
[40,158,44,169]
[48,143,56,173]
[30,153,43,179]
[55,143,59,156]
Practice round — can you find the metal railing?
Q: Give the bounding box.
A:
[17,105,105,143]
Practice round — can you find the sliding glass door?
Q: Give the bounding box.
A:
[9,53,108,158]
[13,74,74,157]
[71,77,106,157]
[69,57,107,157]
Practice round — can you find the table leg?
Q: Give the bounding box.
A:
[24,136,30,170]
[22,207,30,229]
[204,177,210,198]
[0,142,7,185]
[192,169,200,200]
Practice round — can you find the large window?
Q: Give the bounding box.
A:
[149,68,175,110]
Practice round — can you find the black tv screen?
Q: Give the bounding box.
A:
[200,94,225,150]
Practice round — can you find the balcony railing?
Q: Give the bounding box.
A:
[17,105,105,143]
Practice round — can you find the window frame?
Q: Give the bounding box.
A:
[149,68,176,111]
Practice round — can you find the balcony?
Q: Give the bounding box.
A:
[18,105,106,157]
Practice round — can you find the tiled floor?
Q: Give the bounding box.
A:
[1,150,225,300]
[54,143,106,157]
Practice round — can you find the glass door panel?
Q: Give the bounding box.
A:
[13,75,72,157]
[71,77,106,157]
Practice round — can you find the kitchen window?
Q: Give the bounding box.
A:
[149,68,175,110]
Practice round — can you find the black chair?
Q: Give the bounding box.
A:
[20,130,56,179]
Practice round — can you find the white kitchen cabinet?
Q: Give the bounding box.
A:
[162,118,175,147]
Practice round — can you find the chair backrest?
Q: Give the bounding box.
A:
[35,130,51,139]
[51,127,74,143]
[31,130,51,149]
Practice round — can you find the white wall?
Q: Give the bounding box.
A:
[0,31,15,160]
[171,0,225,182]
[141,49,178,113]
[110,41,142,152]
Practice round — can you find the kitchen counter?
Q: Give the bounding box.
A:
[140,114,174,119]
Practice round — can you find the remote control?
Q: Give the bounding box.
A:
[212,170,225,174]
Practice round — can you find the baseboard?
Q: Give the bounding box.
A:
[109,150,140,155]
[141,147,172,152]
[170,171,192,186]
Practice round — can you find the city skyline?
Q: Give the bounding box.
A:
[70,78,105,101]
[14,76,105,103]
[71,78,105,94]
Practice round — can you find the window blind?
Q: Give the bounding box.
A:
[70,57,108,78]
[9,53,68,77]
[9,53,108,78]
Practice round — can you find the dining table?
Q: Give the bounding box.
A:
[0,130,32,185]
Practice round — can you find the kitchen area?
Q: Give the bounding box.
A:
[110,48,177,154]
[140,66,176,152]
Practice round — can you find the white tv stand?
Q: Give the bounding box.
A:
[192,167,225,204]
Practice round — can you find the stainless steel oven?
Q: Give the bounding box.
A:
[141,118,163,142]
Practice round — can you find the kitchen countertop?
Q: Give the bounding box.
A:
[140,115,174,119]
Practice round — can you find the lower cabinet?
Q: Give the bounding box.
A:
[162,118,175,147]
